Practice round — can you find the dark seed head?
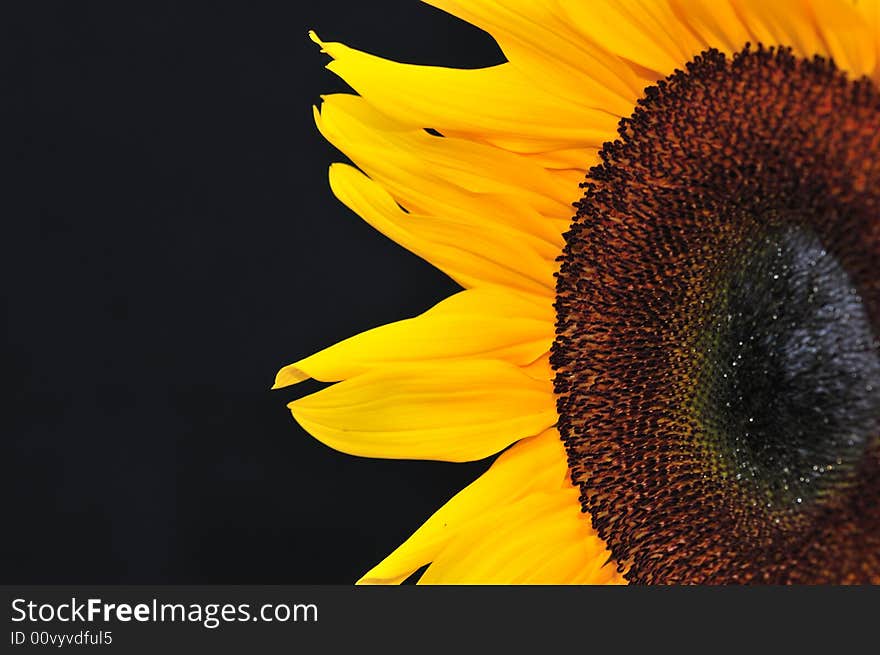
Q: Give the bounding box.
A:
[552,45,880,584]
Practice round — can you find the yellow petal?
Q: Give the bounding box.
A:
[326,163,557,295]
[521,146,599,171]
[289,360,556,462]
[523,351,553,382]
[855,0,880,83]
[519,536,625,585]
[275,286,552,387]
[425,0,644,111]
[807,0,876,78]
[316,93,575,220]
[670,0,753,55]
[418,490,621,584]
[561,0,707,78]
[731,0,829,62]
[311,32,620,156]
[358,428,570,584]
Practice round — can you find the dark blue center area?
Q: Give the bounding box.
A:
[697,226,880,506]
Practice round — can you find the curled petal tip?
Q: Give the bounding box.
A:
[272,364,311,389]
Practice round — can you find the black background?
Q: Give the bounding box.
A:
[7,2,506,583]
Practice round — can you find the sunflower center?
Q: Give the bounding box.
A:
[696,225,880,508]
[553,46,880,584]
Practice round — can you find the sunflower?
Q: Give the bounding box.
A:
[275,0,880,584]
